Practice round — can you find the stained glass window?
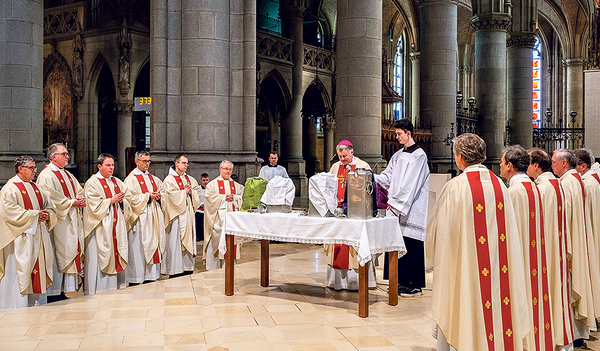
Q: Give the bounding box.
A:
[532,37,542,129]
[392,35,403,120]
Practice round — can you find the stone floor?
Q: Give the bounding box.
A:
[0,241,599,350]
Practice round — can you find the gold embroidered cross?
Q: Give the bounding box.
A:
[113,218,117,223]
[506,329,513,337]
[532,269,537,277]
[559,231,562,237]
[485,300,491,309]
[543,266,546,274]
[141,181,144,185]
[21,190,26,194]
[558,205,562,211]
[544,294,548,302]
[504,297,510,305]
[531,240,536,247]
[545,323,550,330]
[531,211,535,218]
[500,233,506,242]
[502,265,508,274]
[60,179,64,183]
[498,202,503,210]
[476,204,483,212]
[32,269,38,275]
[180,183,184,186]
[482,268,489,277]
[541,238,545,245]
[534,326,538,334]
[479,236,486,245]
[533,297,538,305]
[488,333,494,341]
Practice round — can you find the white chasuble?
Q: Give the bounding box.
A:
[37,164,84,294]
[508,175,554,350]
[203,176,243,270]
[0,175,56,308]
[124,168,165,283]
[426,165,529,351]
[535,172,574,348]
[82,173,129,294]
[162,168,201,275]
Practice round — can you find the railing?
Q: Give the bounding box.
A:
[44,2,85,38]
[303,44,335,73]
[532,117,585,153]
[257,32,293,64]
[456,103,480,136]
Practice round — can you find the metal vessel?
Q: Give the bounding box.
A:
[346,168,376,219]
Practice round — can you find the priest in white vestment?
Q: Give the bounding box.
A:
[162,155,201,276]
[326,140,376,290]
[82,154,129,295]
[258,152,289,181]
[501,146,554,350]
[427,134,529,351]
[375,118,429,297]
[124,151,165,284]
[528,148,574,349]
[0,156,56,311]
[37,143,85,300]
[552,149,600,344]
[203,160,244,270]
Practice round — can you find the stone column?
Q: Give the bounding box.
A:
[150,0,257,180]
[335,0,383,165]
[0,0,44,183]
[507,34,536,148]
[303,116,320,176]
[324,119,336,168]
[564,58,585,127]
[116,102,133,176]
[472,14,511,164]
[410,51,420,125]
[419,0,457,171]
[280,2,307,206]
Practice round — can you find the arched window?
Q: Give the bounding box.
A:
[532,37,542,129]
[392,35,404,120]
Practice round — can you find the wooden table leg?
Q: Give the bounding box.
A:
[260,239,269,287]
[358,261,369,318]
[389,251,398,305]
[225,234,234,296]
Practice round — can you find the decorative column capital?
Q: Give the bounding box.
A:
[114,102,134,115]
[281,5,306,20]
[562,58,586,67]
[409,51,421,62]
[507,33,536,48]
[470,14,512,33]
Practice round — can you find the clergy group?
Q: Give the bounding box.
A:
[428,133,600,351]
[0,144,244,311]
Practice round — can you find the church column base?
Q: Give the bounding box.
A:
[280,158,308,208]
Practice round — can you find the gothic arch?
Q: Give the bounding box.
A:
[262,69,292,112]
[304,78,332,113]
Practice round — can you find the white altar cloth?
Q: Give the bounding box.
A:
[219,212,406,266]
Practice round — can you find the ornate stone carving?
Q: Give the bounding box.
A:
[303,44,335,72]
[507,34,537,48]
[117,18,132,97]
[114,102,134,116]
[409,51,421,62]
[257,32,293,63]
[44,4,83,38]
[470,14,512,32]
[72,22,84,101]
[562,58,586,67]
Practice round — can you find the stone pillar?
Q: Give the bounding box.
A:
[507,34,536,148]
[303,116,320,176]
[585,70,600,156]
[0,0,44,183]
[324,119,336,168]
[150,0,257,180]
[419,0,457,171]
[280,2,307,206]
[116,102,133,176]
[410,51,420,125]
[564,58,585,127]
[472,14,511,164]
[335,0,383,165]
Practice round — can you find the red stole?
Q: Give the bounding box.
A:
[134,174,160,264]
[173,174,191,190]
[333,164,355,270]
[466,171,514,351]
[549,179,574,344]
[14,181,45,294]
[98,177,124,273]
[52,169,75,199]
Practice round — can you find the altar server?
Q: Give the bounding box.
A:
[258,152,289,181]
[124,151,165,284]
[162,155,201,276]
[375,118,429,297]
[37,143,85,300]
[203,160,243,270]
[0,156,56,311]
[500,145,554,350]
[82,153,129,295]
[325,140,375,290]
[426,133,529,351]
[527,148,574,349]
[552,149,600,343]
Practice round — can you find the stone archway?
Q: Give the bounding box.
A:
[302,81,329,176]
[256,69,291,163]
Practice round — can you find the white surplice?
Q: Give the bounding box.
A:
[258,164,289,181]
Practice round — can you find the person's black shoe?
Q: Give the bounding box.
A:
[47,292,68,303]
[400,288,424,297]
[573,338,584,347]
